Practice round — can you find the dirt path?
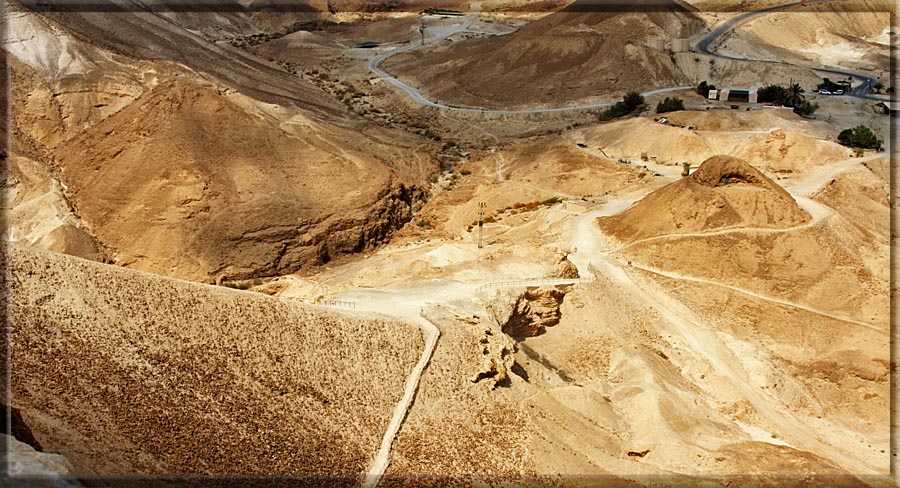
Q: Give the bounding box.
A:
[629,263,885,333]
[568,206,887,476]
[563,159,890,477]
[361,307,439,488]
[332,154,885,486]
[330,283,477,487]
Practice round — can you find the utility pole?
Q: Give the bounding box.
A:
[477,202,486,249]
[419,19,426,46]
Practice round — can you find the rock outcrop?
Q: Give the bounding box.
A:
[489,285,571,339]
[553,254,580,279]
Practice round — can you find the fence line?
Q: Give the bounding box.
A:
[475,277,592,292]
[321,299,357,309]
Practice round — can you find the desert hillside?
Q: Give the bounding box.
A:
[712,0,894,74]
[383,0,705,109]
[3,244,424,479]
[2,0,893,484]
[5,4,440,282]
[598,155,811,243]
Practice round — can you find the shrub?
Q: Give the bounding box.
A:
[598,91,645,121]
[416,220,432,229]
[792,100,818,116]
[460,169,472,175]
[837,125,881,150]
[225,278,263,290]
[540,196,562,206]
[623,92,645,109]
[656,97,684,114]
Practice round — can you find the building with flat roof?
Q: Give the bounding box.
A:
[875,101,898,116]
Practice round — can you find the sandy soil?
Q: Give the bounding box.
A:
[4,245,424,481]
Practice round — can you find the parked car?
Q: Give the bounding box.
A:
[834,89,844,95]
[819,89,831,95]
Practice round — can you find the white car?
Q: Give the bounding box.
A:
[818,89,831,95]
[833,89,844,95]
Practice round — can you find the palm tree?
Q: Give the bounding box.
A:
[872,82,884,94]
[784,82,805,107]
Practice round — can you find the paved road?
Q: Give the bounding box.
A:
[695,0,889,101]
[366,17,692,114]
[368,1,891,113]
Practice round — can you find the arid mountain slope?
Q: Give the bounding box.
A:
[22,0,345,114]
[598,156,811,243]
[383,0,705,108]
[53,78,422,282]
[5,4,439,282]
[3,244,423,479]
[712,0,893,73]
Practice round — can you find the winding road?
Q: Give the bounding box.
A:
[694,0,887,99]
[366,0,891,114]
[366,16,693,114]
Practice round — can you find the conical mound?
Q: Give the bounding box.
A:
[598,156,811,243]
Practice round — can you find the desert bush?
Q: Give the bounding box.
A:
[598,92,645,121]
[541,196,562,205]
[837,125,881,150]
[656,97,684,114]
[792,100,818,116]
[224,278,263,290]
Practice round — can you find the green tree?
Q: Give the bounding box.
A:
[757,84,788,104]
[817,78,841,92]
[784,82,805,107]
[656,97,685,113]
[872,81,884,94]
[598,92,646,121]
[887,86,895,94]
[837,125,881,150]
[623,92,645,109]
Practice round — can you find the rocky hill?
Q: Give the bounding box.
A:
[598,155,811,243]
[5,3,439,282]
[3,244,423,479]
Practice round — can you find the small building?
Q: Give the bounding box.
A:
[875,101,899,116]
[711,88,758,103]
